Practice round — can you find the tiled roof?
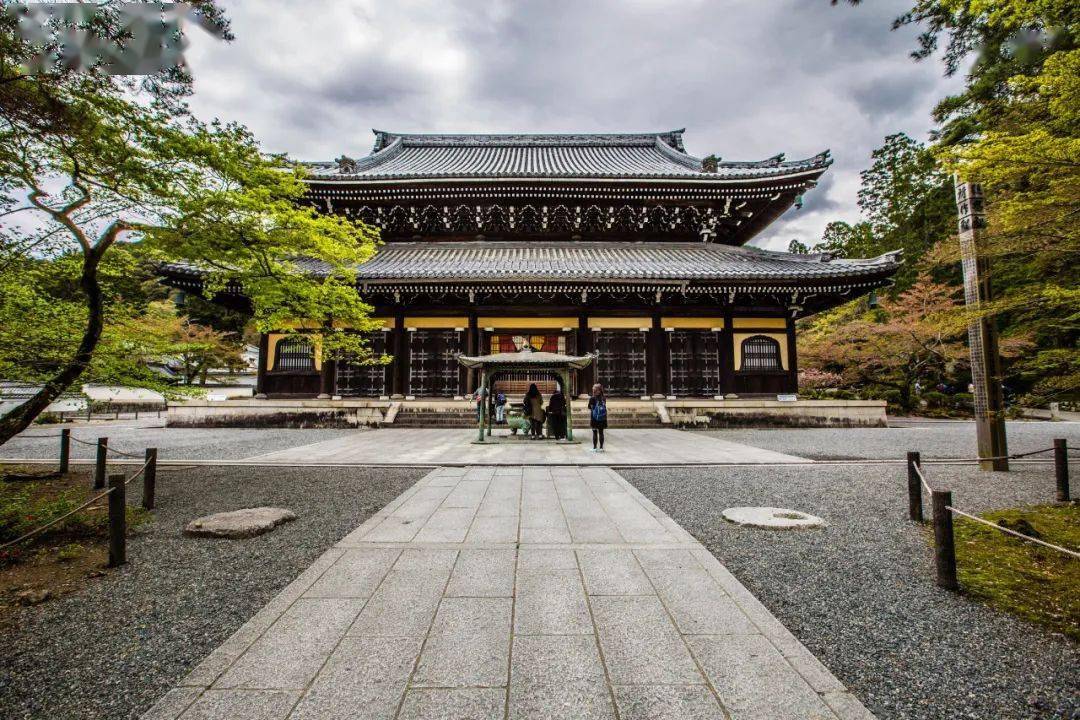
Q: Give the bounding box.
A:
[346,242,898,282]
[160,242,900,288]
[303,130,831,182]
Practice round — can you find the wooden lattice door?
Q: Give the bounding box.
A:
[668,330,721,396]
[336,332,388,397]
[594,330,647,397]
[409,330,462,397]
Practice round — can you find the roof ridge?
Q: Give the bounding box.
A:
[371,129,687,151]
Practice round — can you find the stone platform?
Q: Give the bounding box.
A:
[241,428,807,466]
[167,397,887,429]
[144,465,873,720]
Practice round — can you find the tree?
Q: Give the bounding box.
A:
[116,302,245,386]
[937,48,1080,404]
[787,239,810,254]
[816,220,877,259]
[830,1,1078,406]
[811,135,955,291]
[0,13,381,443]
[800,273,971,410]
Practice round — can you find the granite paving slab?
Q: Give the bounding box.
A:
[142,465,873,719]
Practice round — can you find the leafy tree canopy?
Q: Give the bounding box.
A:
[0,6,381,442]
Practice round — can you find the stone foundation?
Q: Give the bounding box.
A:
[168,397,886,429]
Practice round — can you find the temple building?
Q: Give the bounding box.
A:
[164,129,900,405]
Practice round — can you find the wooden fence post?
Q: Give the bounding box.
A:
[107,473,126,567]
[1054,438,1070,502]
[932,490,958,591]
[94,437,108,489]
[907,451,923,522]
[59,429,70,474]
[142,448,157,510]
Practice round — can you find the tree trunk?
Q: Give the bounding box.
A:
[0,251,104,444]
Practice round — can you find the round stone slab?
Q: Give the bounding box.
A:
[185,507,297,539]
[721,506,825,530]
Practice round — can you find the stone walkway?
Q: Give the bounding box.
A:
[144,466,872,720]
[243,428,806,465]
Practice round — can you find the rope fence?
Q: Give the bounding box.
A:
[1,433,161,567]
[906,438,1077,591]
[0,486,113,552]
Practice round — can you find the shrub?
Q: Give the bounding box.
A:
[922,390,948,408]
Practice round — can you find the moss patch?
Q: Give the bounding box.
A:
[953,503,1079,640]
[0,465,151,619]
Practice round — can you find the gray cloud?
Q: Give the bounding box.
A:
[184,0,962,251]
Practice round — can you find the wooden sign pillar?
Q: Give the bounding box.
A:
[954,178,1008,471]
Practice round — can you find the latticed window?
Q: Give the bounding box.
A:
[274,337,315,371]
[741,335,781,372]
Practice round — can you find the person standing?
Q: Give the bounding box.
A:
[494,390,507,424]
[474,385,488,424]
[547,385,567,440]
[588,383,607,452]
[524,383,545,439]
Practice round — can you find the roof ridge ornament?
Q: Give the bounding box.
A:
[335,155,358,174]
[701,154,719,173]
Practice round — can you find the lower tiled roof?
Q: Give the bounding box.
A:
[348,241,900,283]
[160,241,900,286]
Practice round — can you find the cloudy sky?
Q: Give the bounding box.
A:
[184,0,963,252]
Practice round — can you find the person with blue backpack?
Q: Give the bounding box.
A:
[588,383,607,452]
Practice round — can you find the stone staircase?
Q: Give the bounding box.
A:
[389,405,477,427]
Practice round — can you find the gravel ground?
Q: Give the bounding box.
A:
[619,462,1080,720]
[702,419,1080,460]
[1,420,361,462]
[0,464,427,720]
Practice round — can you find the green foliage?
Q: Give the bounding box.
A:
[810,134,956,292]
[0,479,150,566]
[822,1,1079,408]
[0,8,381,438]
[800,273,971,411]
[0,483,80,545]
[787,239,810,254]
[952,503,1079,640]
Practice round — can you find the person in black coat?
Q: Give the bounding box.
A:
[546,386,567,440]
[523,383,544,438]
[587,383,607,452]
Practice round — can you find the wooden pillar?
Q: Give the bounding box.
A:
[647,314,665,398]
[391,310,407,397]
[563,368,574,442]
[955,179,1008,471]
[577,314,593,396]
[465,311,479,394]
[720,311,735,396]
[255,333,269,398]
[786,315,799,394]
[318,357,335,398]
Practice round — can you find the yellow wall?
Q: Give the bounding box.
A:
[732,317,788,329]
[661,317,724,329]
[405,316,468,329]
[479,316,577,329]
[587,317,650,330]
[732,332,789,371]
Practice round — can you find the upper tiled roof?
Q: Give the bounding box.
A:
[303,130,831,182]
